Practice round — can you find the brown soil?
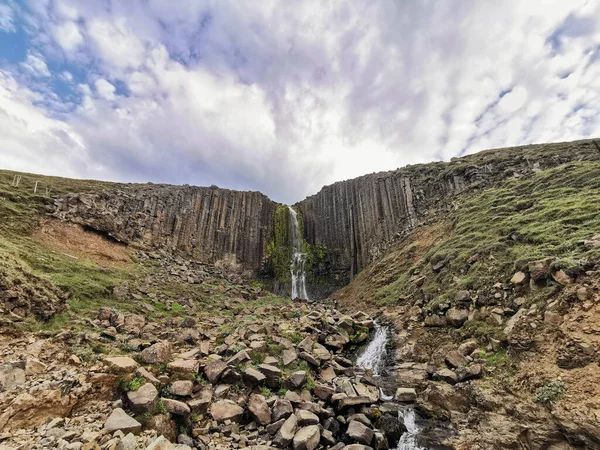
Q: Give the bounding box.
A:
[35,219,132,267]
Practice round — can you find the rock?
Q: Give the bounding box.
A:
[171,380,193,397]
[104,408,142,434]
[433,368,458,385]
[227,350,250,366]
[544,311,563,326]
[338,396,372,410]
[188,389,212,414]
[444,350,469,368]
[273,414,298,447]
[311,343,331,361]
[267,418,287,434]
[347,420,374,445]
[424,315,447,327]
[446,308,469,327]
[248,394,272,425]
[272,399,294,422]
[282,349,298,366]
[210,400,244,422]
[136,367,161,385]
[116,433,137,450]
[122,314,145,334]
[25,358,47,375]
[204,359,228,383]
[105,357,138,373]
[314,384,335,401]
[529,258,553,281]
[320,366,337,382]
[143,414,177,442]
[127,383,158,413]
[299,352,319,366]
[283,371,307,390]
[0,364,25,390]
[510,271,528,284]
[161,398,191,416]
[140,341,172,364]
[296,410,319,426]
[375,414,406,447]
[457,363,483,381]
[577,287,588,301]
[167,360,199,375]
[552,270,572,285]
[258,364,282,388]
[244,367,266,387]
[293,425,320,450]
[458,340,478,355]
[394,388,417,403]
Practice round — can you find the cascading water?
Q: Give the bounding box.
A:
[355,325,427,450]
[288,206,308,300]
[355,324,389,376]
[396,407,425,450]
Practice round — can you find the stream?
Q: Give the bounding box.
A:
[355,324,426,450]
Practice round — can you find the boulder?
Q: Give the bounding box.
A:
[188,389,212,414]
[273,414,298,447]
[296,410,319,426]
[444,350,469,368]
[204,359,227,383]
[293,425,320,450]
[161,398,190,416]
[282,349,298,366]
[248,394,272,425]
[347,420,374,445]
[510,271,528,284]
[105,357,138,373]
[140,341,172,364]
[393,388,417,403]
[446,308,469,327]
[167,360,199,375]
[272,399,294,422]
[170,380,193,397]
[143,414,177,442]
[283,371,307,390]
[258,364,282,388]
[433,368,458,385]
[210,400,244,422]
[243,367,266,387]
[127,383,158,413]
[104,408,141,434]
[424,315,447,327]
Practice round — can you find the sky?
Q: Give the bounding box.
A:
[1,1,600,203]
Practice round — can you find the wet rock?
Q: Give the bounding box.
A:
[375,414,406,447]
[104,408,142,434]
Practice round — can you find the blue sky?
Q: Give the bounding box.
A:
[1,1,600,203]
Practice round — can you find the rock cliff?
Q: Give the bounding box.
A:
[297,138,600,286]
[52,185,277,270]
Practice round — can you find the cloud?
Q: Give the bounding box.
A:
[20,52,51,77]
[1,1,600,203]
[0,4,15,32]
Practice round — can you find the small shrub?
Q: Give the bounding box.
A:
[261,387,273,398]
[249,350,266,365]
[535,380,566,404]
[171,303,185,313]
[128,376,145,391]
[304,374,316,392]
[277,388,288,397]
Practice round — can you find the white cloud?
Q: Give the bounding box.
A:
[53,20,83,52]
[94,79,116,101]
[2,0,600,203]
[20,52,51,78]
[0,4,15,33]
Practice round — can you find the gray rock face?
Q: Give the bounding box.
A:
[53,185,277,269]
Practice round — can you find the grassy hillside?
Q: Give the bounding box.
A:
[336,161,600,314]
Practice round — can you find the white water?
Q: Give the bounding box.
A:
[355,325,426,450]
[396,407,425,450]
[355,324,388,376]
[288,206,308,300]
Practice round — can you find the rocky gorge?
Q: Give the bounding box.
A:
[1,137,600,449]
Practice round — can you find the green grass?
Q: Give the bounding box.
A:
[375,162,600,306]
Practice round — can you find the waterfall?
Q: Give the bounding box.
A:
[356,324,389,376]
[396,406,425,450]
[288,206,308,300]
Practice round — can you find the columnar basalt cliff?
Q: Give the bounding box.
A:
[51,139,600,291]
[53,184,277,269]
[297,139,600,286]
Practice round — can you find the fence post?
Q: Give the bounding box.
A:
[34,181,39,194]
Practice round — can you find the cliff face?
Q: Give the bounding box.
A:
[50,139,600,291]
[53,185,277,270]
[297,139,600,286]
